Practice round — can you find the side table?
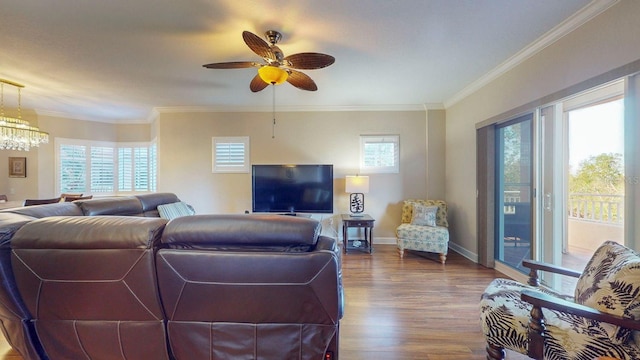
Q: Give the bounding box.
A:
[341,214,375,254]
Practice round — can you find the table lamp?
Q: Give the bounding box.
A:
[345,175,369,216]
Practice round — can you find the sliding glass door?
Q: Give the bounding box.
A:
[495,114,533,272]
[538,82,626,293]
[479,75,639,283]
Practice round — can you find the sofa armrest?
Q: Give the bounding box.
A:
[522,259,581,286]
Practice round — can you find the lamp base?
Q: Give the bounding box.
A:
[349,193,365,214]
[349,213,365,217]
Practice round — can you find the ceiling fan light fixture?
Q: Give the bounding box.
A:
[258,66,288,85]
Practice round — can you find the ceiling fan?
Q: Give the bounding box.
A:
[203,30,335,92]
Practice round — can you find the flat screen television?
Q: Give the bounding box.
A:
[252,164,334,214]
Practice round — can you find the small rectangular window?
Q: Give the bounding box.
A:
[212,137,250,173]
[360,135,400,174]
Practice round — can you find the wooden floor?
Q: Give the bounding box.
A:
[339,245,527,360]
[0,245,527,359]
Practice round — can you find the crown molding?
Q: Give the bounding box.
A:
[34,109,149,124]
[444,0,620,109]
[154,103,440,114]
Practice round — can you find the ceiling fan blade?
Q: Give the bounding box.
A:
[203,61,258,69]
[287,70,318,91]
[284,53,335,70]
[250,74,269,92]
[243,31,275,61]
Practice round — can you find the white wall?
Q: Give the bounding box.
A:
[156,109,432,239]
[445,0,640,259]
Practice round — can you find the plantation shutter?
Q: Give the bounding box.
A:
[90,146,115,193]
[59,144,87,193]
[118,147,133,191]
[134,147,149,191]
[212,137,250,173]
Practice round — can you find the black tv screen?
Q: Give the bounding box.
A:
[252,164,334,214]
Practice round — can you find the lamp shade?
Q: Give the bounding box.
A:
[345,175,369,194]
[258,66,289,85]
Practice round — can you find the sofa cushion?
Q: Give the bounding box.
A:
[574,241,640,344]
[410,204,438,226]
[75,197,144,217]
[161,214,320,252]
[157,202,195,220]
[137,193,180,217]
[2,202,83,219]
[11,216,168,249]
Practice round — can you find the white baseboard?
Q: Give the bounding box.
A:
[447,241,478,263]
[373,237,396,245]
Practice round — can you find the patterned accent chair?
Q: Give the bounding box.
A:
[395,199,449,264]
[480,241,640,360]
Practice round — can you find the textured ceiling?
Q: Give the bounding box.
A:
[0,0,602,123]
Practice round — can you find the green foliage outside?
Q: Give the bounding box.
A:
[568,153,624,222]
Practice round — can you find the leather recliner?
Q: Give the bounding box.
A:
[0,193,180,359]
[11,216,171,360]
[156,214,343,360]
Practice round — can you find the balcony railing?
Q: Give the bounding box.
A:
[503,191,623,225]
[568,193,623,224]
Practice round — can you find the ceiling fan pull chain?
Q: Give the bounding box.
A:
[272,84,276,139]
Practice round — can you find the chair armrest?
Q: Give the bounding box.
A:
[521,289,640,359]
[521,289,640,330]
[522,259,582,286]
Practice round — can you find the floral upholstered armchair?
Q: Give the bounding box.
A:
[395,199,449,264]
[480,241,640,360]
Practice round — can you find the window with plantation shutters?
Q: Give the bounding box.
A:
[360,135,400,173]
[212,136,250,173]
[56,138,157,195]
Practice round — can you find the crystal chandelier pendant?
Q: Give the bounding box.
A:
[0,79,49,151]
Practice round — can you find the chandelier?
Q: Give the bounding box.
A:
[0,79,49,151]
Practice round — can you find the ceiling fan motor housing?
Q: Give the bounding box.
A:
[265,30,282,45]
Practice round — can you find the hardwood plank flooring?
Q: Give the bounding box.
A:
[0,244,527,359]
[339,245,527,360]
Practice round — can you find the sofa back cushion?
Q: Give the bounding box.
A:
[574,240,640,344]
[75,196,144,216]
[2,202,83,219]
[401,200,448,227]
[136,193,180,217]
[161,214,320,252]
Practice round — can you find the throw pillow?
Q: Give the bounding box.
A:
[410,204,438,227]
[574,240,640,344]
[157,201,195,220]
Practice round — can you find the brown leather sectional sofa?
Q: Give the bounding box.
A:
[0,193,343,360]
